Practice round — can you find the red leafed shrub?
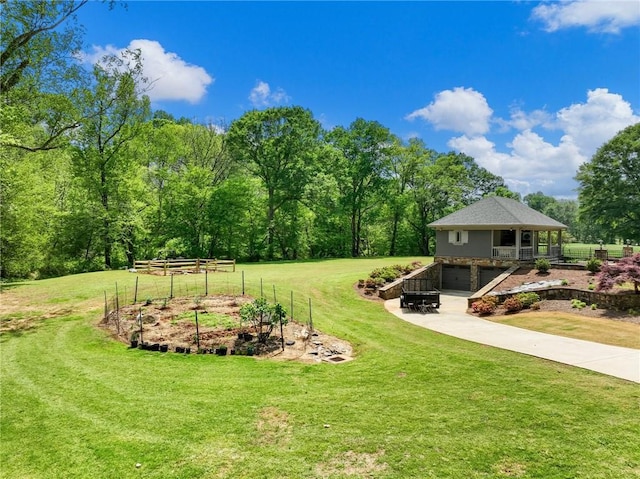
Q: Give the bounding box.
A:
[472,300,496,315]
[596,253,640,294]
[502,296,524,312]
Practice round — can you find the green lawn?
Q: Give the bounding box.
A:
[1,258,639,479]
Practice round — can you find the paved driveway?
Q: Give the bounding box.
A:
[385,292,640,383]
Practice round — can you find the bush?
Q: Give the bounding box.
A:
[516,292,540,308]
[480,295,500,307]
[503,296,524,312]
[571,299,587,309]
[472,300,496,315]
[535,258,551,273]
[586,257,602,274]
[530,301,541,310]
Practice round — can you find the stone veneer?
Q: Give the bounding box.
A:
[378,263,441,300]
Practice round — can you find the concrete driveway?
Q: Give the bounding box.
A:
[385,292,640,383]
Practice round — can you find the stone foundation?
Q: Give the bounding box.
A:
[378,263,441,300]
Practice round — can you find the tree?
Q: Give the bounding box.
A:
[596,253,640,294]
[72,51,151,268]
[576,122,640,243]
[327,118,394,257]
[524,191,556,213]
[0,0,116,152]
[227,106,322,260]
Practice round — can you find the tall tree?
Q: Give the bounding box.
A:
[72,51,151,268]
[576,122,640,243]
[227,106,321,260]
[327,118,394,257]
[0,0,116,153]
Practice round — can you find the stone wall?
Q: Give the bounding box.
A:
[378,263,441,300]
[468,287,640,311]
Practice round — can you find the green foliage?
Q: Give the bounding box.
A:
[586,257,602,274]
[535,258,551,273]
[571,299,587,309]
[515,292,540,308]
[577,122,640,243]
[239,297,288,343]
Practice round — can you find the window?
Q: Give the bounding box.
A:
[449,230,468,245]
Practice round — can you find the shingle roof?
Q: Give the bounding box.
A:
[428,196,567,230]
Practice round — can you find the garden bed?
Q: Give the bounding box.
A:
[100,295,352,362]
[485,267,639,325]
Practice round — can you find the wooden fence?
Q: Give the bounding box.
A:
[133,258,235,275]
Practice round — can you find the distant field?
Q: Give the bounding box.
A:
[2,258,639,479]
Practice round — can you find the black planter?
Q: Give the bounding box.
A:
[130,340,138,349]
[151,343,160,352]
[159,344,168,353]
[242,333,253,341]
[175,346,184,353]
[185,347,191,354]
[216,347,228,356]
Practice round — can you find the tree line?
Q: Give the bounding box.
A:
[1,1,638,279]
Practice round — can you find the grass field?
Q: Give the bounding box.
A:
[1,258,639,479]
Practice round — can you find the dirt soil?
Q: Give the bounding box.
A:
[487,267,640,324]
[100,295,353,363]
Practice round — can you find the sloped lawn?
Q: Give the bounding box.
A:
[1,258,639,478]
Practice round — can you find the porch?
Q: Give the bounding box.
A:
[491,229,562,262]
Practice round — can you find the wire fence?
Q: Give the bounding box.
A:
[562,246,636,262]
[101,270,317,351]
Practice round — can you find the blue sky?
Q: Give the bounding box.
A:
[76,1,640,199]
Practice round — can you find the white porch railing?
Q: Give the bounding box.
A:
[491,246,560,260]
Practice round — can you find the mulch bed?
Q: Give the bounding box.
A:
[488,267,639,325]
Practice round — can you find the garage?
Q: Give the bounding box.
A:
[478,267,507,289]
[441,265,471,291]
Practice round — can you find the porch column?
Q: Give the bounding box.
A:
[547,231,551,256]
[557,230,562,258]
[515,229,521,259]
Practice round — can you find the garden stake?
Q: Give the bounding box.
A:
[242,271,245,295]
[290,291,294,322]
[205,269,208,296]
[139,307,143,345]
[195,310,200,350]
[115,283,119,326]
[273,284,277,302]
[170,274,174,299]
[260,278,264,298]
[134,276,139,304]
[279,308,284,351]
[308,298,314,334]
[103,291,108,321]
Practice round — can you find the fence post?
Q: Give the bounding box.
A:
[164,260,168,276]
[196,258,200,273]
[233,259,236,272]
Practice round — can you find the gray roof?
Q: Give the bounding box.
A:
[428,196,567,230]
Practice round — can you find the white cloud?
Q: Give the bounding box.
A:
[532,0,640,34]
[82,39,213,104]
[405,87,493,136]
[554,88,640,155]
[438,88,639,198]
[248,80,290,108]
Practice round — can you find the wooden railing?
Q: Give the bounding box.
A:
[133,258,235,275]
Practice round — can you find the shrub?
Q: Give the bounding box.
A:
[472,300,496,315]
[535,258,551,273]
[503,296,524,312]
[530,301,541,310]
[571,299,586,309]
[586,257,602,274]
[561,279,569,286]
[480,295,500,307]
[516,292,540,308]
[590,304,598,310]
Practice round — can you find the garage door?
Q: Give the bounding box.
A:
[442,265,471,291]
[478,267,507,289]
